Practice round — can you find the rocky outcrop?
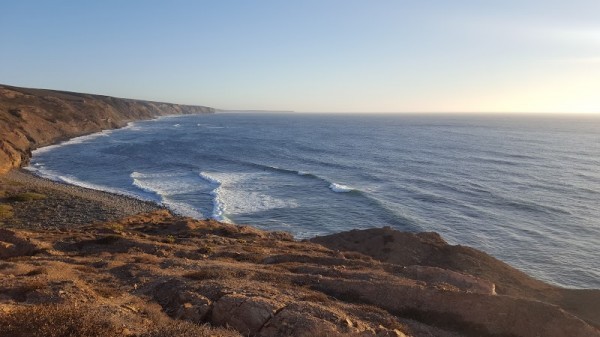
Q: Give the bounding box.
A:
[312,227,600,330]
[0,84,214,173]
[0,228,41,258]
[1,210,598,337]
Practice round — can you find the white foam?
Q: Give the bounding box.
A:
[31,121,142,156]
[32,130,111,155]
[199,171,297,222]
[198,171,221,185]
[329,182,354,193]
[130,171,205,218]
[198,171,229,222]
[131,171,187,179]
[26,167,152,202]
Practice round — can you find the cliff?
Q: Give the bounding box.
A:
[0,84,214,174]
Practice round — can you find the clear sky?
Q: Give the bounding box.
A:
[1,1,599,113]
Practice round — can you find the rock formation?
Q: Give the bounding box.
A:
[0,210,598,336]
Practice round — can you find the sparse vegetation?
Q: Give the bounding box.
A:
[0,204,13,219]
[196,246,213,254]
[0,304,120,337]
[141,321,242,337]
[8,192,47,202]
[106,223,125,232]
[183,267,248,280]
[24,267,48,276]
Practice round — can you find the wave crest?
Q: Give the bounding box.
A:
[329,183,354,193]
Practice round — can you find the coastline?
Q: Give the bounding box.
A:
[1,169,163,229]
[0,83,215,174]
[1,85,599,336]
[1,163,599,336]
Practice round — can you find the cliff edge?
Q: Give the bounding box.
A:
[0,84,214,174]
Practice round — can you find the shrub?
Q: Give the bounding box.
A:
[141,320,242,337]
[8,192,47,202]
[106,223,125,232]
[0,204,13,219]
[0,304,120,337]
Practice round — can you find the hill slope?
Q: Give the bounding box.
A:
[0,84,214,173]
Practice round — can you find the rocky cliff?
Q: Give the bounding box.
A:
[0,84,214,174]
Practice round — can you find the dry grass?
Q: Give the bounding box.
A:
[141,320,242,337]
[7,192,47,202]
[0,204,13,219]
[24,267,48,276]
[105,223,125,232]
[0,304,120,337]
[183,268,248,281]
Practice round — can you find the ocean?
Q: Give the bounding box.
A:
[27,113,600,289]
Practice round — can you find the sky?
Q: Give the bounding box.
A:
[1,1,599,113]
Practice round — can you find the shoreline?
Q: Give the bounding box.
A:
[1,169,164,230]
[1,84,599,336]
[2,166,599,334]
[2,165,600,336]
[0,83,215,173]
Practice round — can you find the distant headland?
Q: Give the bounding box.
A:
[0,84,215,174]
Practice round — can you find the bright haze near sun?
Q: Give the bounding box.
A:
[1,0,599,114]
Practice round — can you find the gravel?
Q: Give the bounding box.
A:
[1,170,164,230]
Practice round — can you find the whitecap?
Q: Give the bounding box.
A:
[198,172,231,222]
[199,171,297,222]
[130,171,206,218]
[32,130,112,155]
[26,167,152,202]
[329,183,354,193]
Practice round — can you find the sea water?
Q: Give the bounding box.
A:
[27,113,600,289]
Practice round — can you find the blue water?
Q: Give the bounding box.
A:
[28,113,600,289]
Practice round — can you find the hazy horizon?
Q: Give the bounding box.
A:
[1,1,599,114]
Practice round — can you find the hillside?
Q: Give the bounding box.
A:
[0,84,214,173]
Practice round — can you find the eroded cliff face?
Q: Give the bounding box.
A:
[0,84,214,173]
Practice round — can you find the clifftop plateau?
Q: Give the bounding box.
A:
[0,84,214,174]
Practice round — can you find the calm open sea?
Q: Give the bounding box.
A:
[27,113,600,289]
